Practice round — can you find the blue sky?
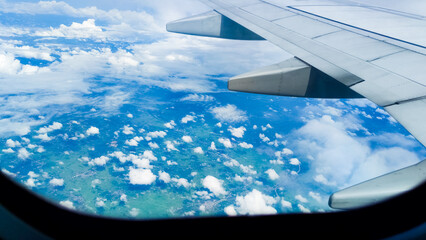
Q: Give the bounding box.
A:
[0,0,425,217]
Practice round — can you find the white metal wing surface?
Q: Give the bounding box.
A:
[167,0,426,209]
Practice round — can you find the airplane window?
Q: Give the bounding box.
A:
[1,0,425,220]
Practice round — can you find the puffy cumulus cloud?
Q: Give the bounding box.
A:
[233,189,277,215]
[0,52,49,75]
[202,176,227,196]
[17,148,31,159]
[181,115,196,124]
[88,156,110,167]
[165,140,178,152]
[158,171,171,183]
[281,198,292,209]
[125,136,143,146]
[164,120,176,129]
[295,194,308,203]
[238,142,253,149]
[208,142,217,150]
[0,44,54,61]
[182,135,193,143]
[35,19,105,40]
[218,138,233,148]
[142,150,157,161]
[309,191,322,202]
[223,159,257,175]
[34,133,52,141]
[193,147,204,155]
[293,113,421,188]
[289,158,301,166]
[128,168,156,185]
[36,122,62,134]
[228,126,246,138]
[298,204,311,213]
[2,148,14,153]
[59,200,76,210]
[6,139,20,148]
[210,104,247,123]
[122,125,134,135]
[180,94,215,102]
[148,142,159,149]
[224,205,238,216]
[49,178,64,187]
[146,131,167,139]
[172,177,191,188]
[265,169,279,180]
[86,126,99,136]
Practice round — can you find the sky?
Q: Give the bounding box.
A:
[0,0,425,218]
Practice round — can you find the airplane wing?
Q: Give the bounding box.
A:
[167,0,426,209]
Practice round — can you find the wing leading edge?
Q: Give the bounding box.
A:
[167,0,426,210]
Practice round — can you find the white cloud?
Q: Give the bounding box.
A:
[238,142,253,149]
[88,156,110,167]
[120,194,128,202]
[289,158,301,166]
[218,138,233,148]
[172,177,191,188]
[34,133,52,141]
[234,189,277,215]
[181,115,196,124]
[314,174,336,186]
[228,126,246,138]
[281,198,292,208]
[142,150,157,161]
[2,148,14,153]
[193,147,204,154]
[293,114,421,188]
[295,195,308,203]
[210,104,247,123]
[223,159,257,175]
[180,94,214,102]
[17,148,31,159]
[164,120,176,129]
[202,176,227,196]
[6,139,20,148]
[282,148,293,155]
[265,169,279,180]
[146,131,167,138]
[208,142,217,150]
[122,125,134,135]
[59,200,76,210]
[36,122,62,134]
[309,191,322,202]
[165,140,178,151]
[35,19,106,40]
[86,126,99,136]
[259,133,270,143]
[148,142,159,149]
[158,171,171,183]
[124,139,138,146]
[297,204,311,213]
[182,136,193,143]
[49,178,64,187]
[128,168,156,185]
[224,205,237,216]
[129,208,139,217]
